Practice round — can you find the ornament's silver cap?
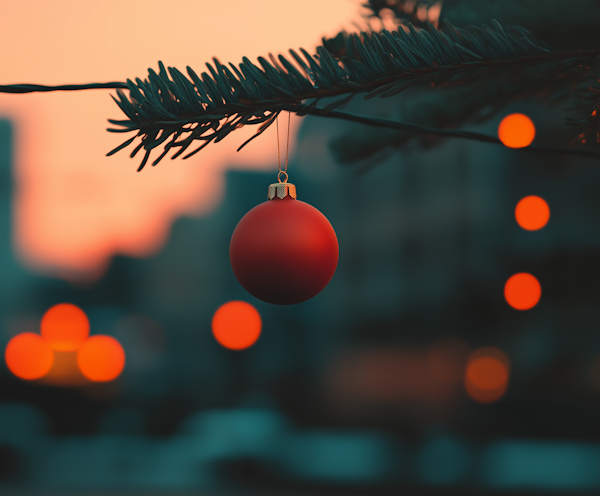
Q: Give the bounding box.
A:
[268,182,297,200]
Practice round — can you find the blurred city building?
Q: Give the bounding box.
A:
[2,89,600,494]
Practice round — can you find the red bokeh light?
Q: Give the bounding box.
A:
[77,335,125,382]
[5,332,54,380]
[515,196,550,231]
[212,301,262,350]
[504,273,541,310]
[498,113,535,148]
[464,347,510,403]
[41,303,90,351]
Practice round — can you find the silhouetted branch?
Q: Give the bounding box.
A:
[102,20,599,169]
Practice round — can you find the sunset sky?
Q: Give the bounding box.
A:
[0,0,363,279]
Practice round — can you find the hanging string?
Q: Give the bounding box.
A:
[276,114,281,175]
[285,108,291,173]
[276,109,291,183]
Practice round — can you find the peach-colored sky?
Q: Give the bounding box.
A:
[0,0,363,280]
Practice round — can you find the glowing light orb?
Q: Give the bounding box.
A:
[212,301,262,350]
[77,335,125,382]
[464,347,510,403]
[515,196,550,231]
[41,303,90,351]
[498,113,535,148]
[5,333,54,380]
[504,273,541,310]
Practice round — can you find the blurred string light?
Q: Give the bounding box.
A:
[77,336,125,382]
[211,301,262,350]
[4,303,125,383]
[498,113,536,148]
[515,196,550,231]
[464,347,510,403]
[504,273,541,310]
[41,303,90,351]
[5,332,54,380]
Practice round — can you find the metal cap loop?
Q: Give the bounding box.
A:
[268,182,297,200]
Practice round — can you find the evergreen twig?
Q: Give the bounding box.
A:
[2,20,599,168]
[101,20,599,169]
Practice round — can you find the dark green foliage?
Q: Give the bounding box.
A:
[306,105,600,167]
[105,18,600,170]
[567,73,600,145]
[330,67,586,165]
[363,0,600,46]
[331,0,600,166]
[436,0,600,47]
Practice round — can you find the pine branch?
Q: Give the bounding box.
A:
[103,20,600,170]
[333,0,600,162]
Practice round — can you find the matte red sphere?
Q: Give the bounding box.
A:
[230,197,339,305]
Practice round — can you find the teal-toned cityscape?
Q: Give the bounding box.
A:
[2,94,600,494]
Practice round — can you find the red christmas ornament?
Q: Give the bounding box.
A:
[230,177,338,305]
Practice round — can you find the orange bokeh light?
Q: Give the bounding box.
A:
[504,273,541,310]
[515,196,550,231]
[77,335,125,382]
[212,301,262,350]
[498,113,535,148]
[464,347,510,403]
[5,332,54,380]
[41,303,90,351]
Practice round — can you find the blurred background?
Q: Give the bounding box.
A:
[2,0,600,494]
